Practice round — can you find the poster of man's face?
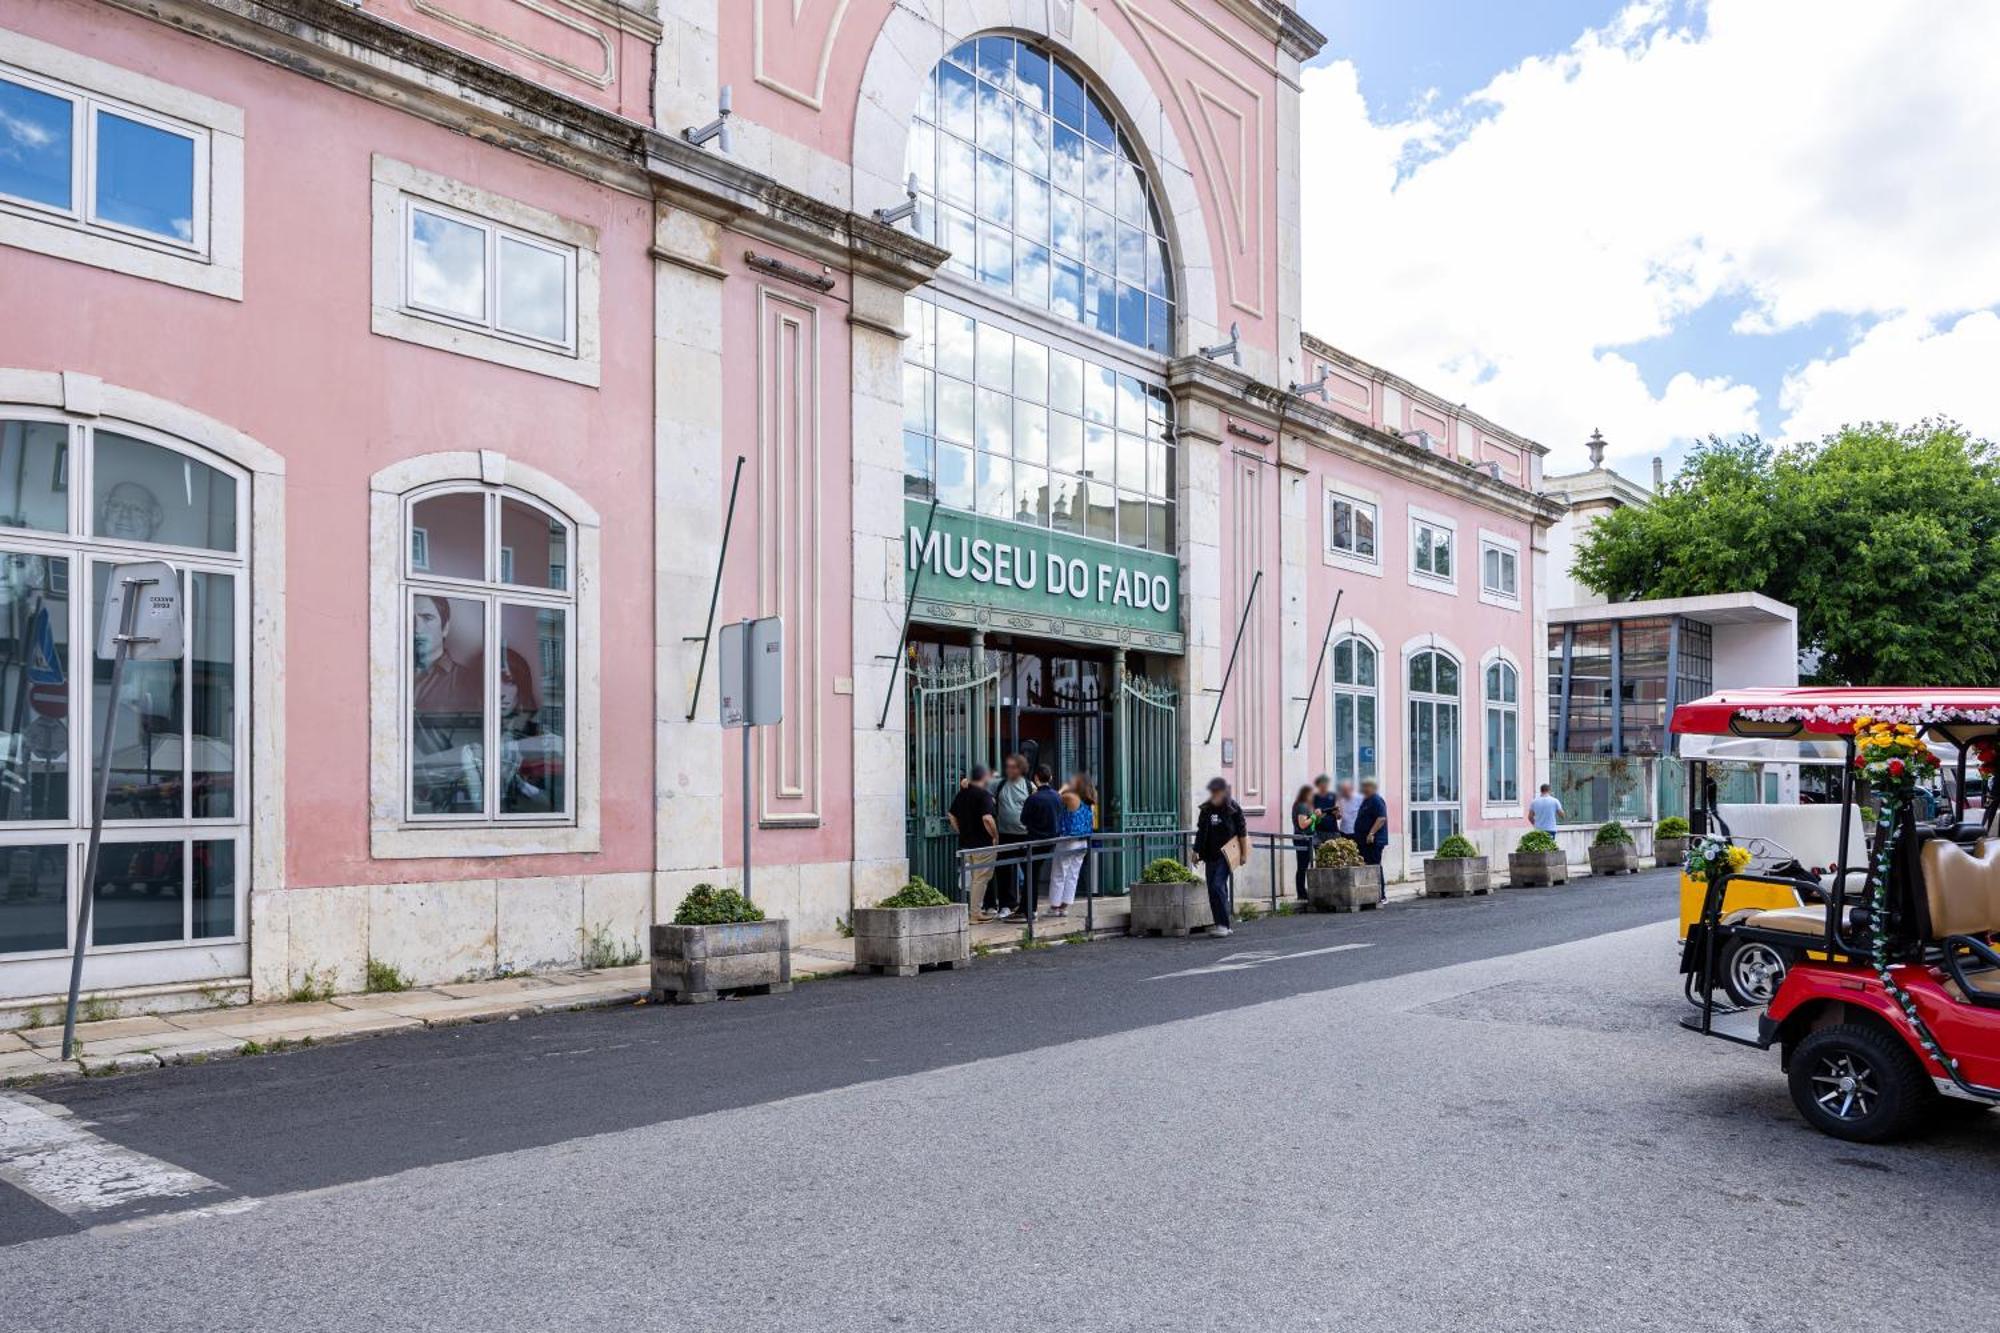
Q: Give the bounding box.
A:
[412,596,448,672]
[99,482,163,543]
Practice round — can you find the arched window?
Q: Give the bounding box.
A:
[909,35,1173,353]
[0,411,248,965]
[900,35,1178,555]
[1485,660,1520,804]
[1330,635,1377,785]
[401,484,574,823]
[1407,648,1461,854]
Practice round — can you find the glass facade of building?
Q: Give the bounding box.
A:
[1549,616,1713,756]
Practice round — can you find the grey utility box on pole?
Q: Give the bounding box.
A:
[718,616,782,903]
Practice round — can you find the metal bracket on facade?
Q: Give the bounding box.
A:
[745,251,836,292]
[1203,568,1261,745]
[877,499,940,729]
[683,455,745,721]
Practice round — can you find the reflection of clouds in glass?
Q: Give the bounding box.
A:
[0,81,73,210]
[409,208,486,321]
[498,236,567,344]
[0,107,58,154]
[94,113,195,244]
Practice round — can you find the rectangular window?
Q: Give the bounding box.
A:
[402,198,576,353]
[1325,492,1377,561]
[1481,542,1518,599]
[1412,517,1453,581]
[0,64,208,254]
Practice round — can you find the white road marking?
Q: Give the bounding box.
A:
[1149,942,1374,980]
[0,1092,231,1220]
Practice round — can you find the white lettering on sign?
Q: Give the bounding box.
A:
[910,526,1173,619]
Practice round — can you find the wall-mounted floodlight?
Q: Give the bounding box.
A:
[1198,321,1241,366]
[1402,429,1438,452]
[873,173,920,227]
[684,85,733,154]
[1288,366,1331,400]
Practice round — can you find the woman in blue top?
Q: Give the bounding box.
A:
[1048,773,1097,916]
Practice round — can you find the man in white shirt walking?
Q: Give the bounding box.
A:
[1528,784,1564,833]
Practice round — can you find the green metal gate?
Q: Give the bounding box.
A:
[906,661,999,899]
[1109,671,1182,891]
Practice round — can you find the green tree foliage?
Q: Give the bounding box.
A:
[1573,421,2000,685]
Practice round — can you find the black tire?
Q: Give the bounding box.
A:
[1788,1023,1934,1143]
[1720,937,1792,1007]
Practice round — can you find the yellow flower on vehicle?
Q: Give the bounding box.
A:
[1725,845,1752,871]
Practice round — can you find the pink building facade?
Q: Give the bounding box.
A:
[0,0,1558,1018]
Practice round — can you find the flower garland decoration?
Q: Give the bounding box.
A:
[1852,717,1958,1076]
[1741,702,2000,729]
[1973,739,1998,783]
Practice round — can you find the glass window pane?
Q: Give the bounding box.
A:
[1016,107,1050,176]
[94,564,183,822]
[975,321,1012,390]
[939,204,975,275]
[976,388,1011,456]
[0,550,69,822]
[1051,256,1083,322]
[1333,638,1353,684]
[936,443,973,510]
[939,135,976,209]
[1049,413,1082,474]
[1356,642,1377,688]
[976,150,1011,225]
[903,431,933,500]
[0,78,74,211]
[1085,365,1115,424]
[975,36,1015,93]
[977,221,1012,288]
[937,308,975,380]
[1083,424,1114,482]
[94,431,237,552]
[1355,505,1376,558]
[1146,440,1167,497]
[1013,465,1048,526]
[93,111,195,244]
[1412,701,1434,802]
[1052,190,1083,257]
[1012,339,1047,403]
[193,838,234,939]
[0,420,70,533]
[189,571,234,819]
[1438,703,1460,799]
[1015,242,1050,309]
[1016,170,1049,245]
[92,840,182,946]
[1014,45,1050,110]
[1052,60,1086,129]
[902,363,933,433]
[497,604,565,816]
[977,453,1012,518]
[939,62,976,140]
[1437,657,1459,696]
[0,844,67,953]
[1410,651,1432,694]
[409,490,485,579]
[1149,499,1172,553]
[1082,481,1115,543]
[1334,693,1354,783]
[1116,491,1146,548]
[1048,351,1083,415]
[408,207,486,322]
[1359,695,1377,772]
[500,498,568,591]
[936,378,974,445]
[1049,474,1079,533]
[1116,432,1146,491]
[496,236,568,344]
[1013,403,1048,465]
[410,593,486,815]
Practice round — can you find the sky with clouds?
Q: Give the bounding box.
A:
[1293,0,2000,479]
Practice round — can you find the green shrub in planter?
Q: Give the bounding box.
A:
[1655,816,1690,839]
[1314,837,1363,868]
[1140,856,1199,884]
[673,883,765,925]
[1434,834,1480,860]
[1516,830,1560,855]
[1591,820,1634,847]
[876,877,951,909]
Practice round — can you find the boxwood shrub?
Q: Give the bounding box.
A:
[1433,834,1480,860]
[1592,820,1634,847]
[1314,837,1363,868]
[1140,856,1199,884]
[1516,830,1561,855]
[672,883,766,925]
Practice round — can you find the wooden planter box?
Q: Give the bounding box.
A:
[1507,850,1568,887]
[1424,856,1493,898]
[650,919,791,1004]
[1589,843,1641,876]
[1654,836,1688,870]
[852,903,969,976]
[1128,879,1215,937]
[1306,865,1383,912]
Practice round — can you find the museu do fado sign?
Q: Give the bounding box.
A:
[905,500,1179,639]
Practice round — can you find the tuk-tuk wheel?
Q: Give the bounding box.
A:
[1787,1024,1931,1143]
[1720,938,1790,1007]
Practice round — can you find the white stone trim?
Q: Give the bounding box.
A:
[851,0,1225,352]
[369,155,602,387]
[0,27,243,300]
[1477,644,1525,817]
[1320,477,1382,578]
[1476,527,1523,610]
[367,450,601,859]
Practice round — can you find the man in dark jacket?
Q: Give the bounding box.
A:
[1192,777,1248,936]
[1016,766,1064,921]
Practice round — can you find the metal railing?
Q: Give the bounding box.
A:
[953,829,1194,941]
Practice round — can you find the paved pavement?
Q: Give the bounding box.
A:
[3,869,1994,1331]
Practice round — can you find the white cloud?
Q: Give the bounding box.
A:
[1299,0,2000,472]
[1776,309,2000,444]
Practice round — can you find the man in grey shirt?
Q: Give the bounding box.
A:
[991,754,1032,920]
[1528,784,1564,833]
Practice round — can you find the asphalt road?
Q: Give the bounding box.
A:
[4,869,1995,1331]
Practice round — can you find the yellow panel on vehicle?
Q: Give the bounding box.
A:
[1677,872,1806,939]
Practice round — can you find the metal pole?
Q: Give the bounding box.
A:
[877,499,940,730]
[1204,569,1262,745]
[740,618,753,905]
[62,580,148,1061]
[1292,590,1344,750]
[685,456,746,722]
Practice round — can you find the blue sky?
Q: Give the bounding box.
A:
[1289,1,2000,480]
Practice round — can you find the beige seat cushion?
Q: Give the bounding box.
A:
[1921,838,2000,939]
[1724,904,1831,936]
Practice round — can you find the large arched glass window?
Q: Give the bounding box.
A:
[1408,648,1461,854]
[1330,636,1377,785]
[909,35,1174,353]
[1485,660,1520,804]
[0,411,248,963]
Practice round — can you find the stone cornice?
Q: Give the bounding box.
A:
[1201,0,1327,62]
[1300,331,1551,459]
[1167,357,1566,530]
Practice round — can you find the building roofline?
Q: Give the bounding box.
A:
[1298,331,1550,459]
[1548,591,1798,627]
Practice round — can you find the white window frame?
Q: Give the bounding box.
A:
[1328,631,1381,786]
[1408,506,1457,591]
[1323,484,1381,576]
[1483,655,1522,812]
[1478,529,1522,609]
[0,32,242,299]
[370,156,601,387]
[1405,644,1463,855]
[369,451,600,859]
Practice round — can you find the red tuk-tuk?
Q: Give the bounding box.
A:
[1676,687,2000,1141]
